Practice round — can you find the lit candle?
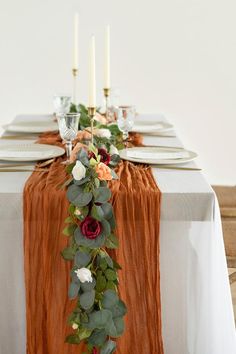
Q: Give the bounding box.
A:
[88,36,96,107]
[73,13,79,69]
[104,25,110,88]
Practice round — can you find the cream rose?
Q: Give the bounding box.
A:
[74,268,93,283]
[72,161,86,181]
[94,128,111,139]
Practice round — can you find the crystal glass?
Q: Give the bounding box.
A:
[53,95,71,115]
[106,87,121,122]
[116,105,136,140]
[57,113,80,161]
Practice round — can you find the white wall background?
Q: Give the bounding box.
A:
[0,0,235,185]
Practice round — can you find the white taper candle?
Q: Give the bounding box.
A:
[104,25,110,88]
[73,13,79,69]
[88,36,96,107]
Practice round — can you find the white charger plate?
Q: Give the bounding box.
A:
[120,147,197,165]
[0,143,65,161]
[2,120,58,133]
[132,121,173,134]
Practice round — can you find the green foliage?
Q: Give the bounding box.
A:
[80,290,95,310]
[100,340,116,354]
[61,111,126,353]
[93,187,111,204]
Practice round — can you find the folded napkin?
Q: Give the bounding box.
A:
[127,150,189,160]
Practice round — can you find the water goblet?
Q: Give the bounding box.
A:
[116,105,136,142]
[57,112,80,162]
[53,95,71,115]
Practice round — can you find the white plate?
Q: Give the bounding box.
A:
[0,143,65,161]
[120,147,197,165]
[132,121,173,134]
[3,120,58,133]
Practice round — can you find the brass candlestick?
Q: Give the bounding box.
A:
[72,68,79,105]
[88,107,96,144]
[103,88,110,119]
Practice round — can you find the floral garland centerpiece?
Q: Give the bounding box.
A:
[61,109,127,354]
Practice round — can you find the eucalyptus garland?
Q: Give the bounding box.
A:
[61,113,127,354]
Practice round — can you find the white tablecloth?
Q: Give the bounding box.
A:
[0,114,235,354]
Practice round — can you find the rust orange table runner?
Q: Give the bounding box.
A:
[23,133,164,354]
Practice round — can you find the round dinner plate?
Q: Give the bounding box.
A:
[2,120,58,133]
[131,121,173,134]
[0,143,65,161]
[119,146,197,165]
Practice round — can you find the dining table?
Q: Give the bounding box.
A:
[0,113,235,354]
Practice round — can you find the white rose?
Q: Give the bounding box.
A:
[75,268,93,283]
[95,128,111,139]
[72,160,86,181]
[109,145,119,156]
[72,323,79,330]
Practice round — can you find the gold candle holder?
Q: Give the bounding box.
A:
[72,68,79,105]
[88,107,96,144]
[103,88,110,119]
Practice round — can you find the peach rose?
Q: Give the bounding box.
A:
[95,162,112,181]
[76,130,91,141]
[94,112,107,125]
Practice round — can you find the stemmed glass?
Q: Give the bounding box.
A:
[57,113,80,162]
[53,95,71,115]
[116,105,136,142]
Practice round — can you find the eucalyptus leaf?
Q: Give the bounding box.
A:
[100,219,111,237]
[77,148,90,166]
[74,250,91,267]
[67,184,83,203]
[100,339,117,354]
[93,187,111,204]
[111,300,127,319]
[85,309,113,330]
[101,203,113,220]
[68,282,80,299]
[88,329,107,346]
[108,215,116,230]
[74,176,90,186]
[91,205,104,221]
[101,289,119,309]
[80,278,96,292]
[110,170,118,180]
[80,290,95,310]
[106,317,124,338]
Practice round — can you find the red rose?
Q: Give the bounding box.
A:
[92,347,99,354]
[80,216,101,239]
[88,148,111,166]
[98,148,111,165]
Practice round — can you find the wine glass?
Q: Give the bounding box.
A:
[57,113,80,162]
[53,95,71,115]
[116,106,136,141]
